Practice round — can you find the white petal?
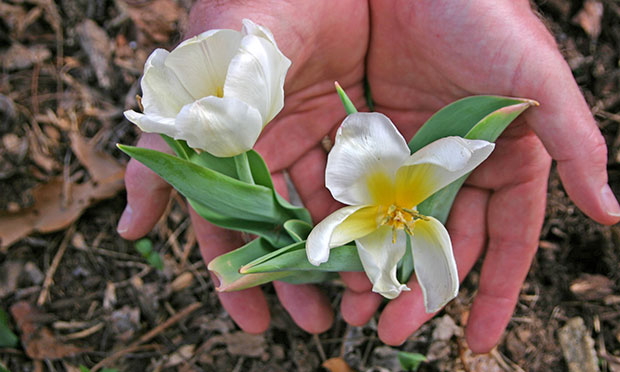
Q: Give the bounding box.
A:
[241,19,278,46]
[175,96,263,157]
[306,205,367,266]
[326,113,411,206]
[395,137,494,208]
[140,49,195,117]
[355,226,410,299]
[224,33,291,124]
[410,216,458,313]
[164,29,242,100]
[124,110,178,138]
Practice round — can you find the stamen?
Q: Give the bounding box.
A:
[380,204,429,240]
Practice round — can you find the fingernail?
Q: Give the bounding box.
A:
[117,205,133,234]
[601,184,620,217]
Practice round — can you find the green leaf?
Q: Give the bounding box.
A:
[146,252,164,270]
[397,351,427,371]
[246,150,312,224]
[135,238,152,256]
[242,244,363,273]
[0,308,18,348]
[417,99,537,223]
[335,82,358,115]
[0,361,11,372]
[190,150,238,179]
[283,220,313,242]
[188,199,293,247]
[208,238,293,291]
[160,135,193,160]
[278,271,337,284]
[118,145,292,224]
[409,95,537,153]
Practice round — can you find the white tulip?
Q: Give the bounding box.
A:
[124,19,291,157]
[306,112,495,312]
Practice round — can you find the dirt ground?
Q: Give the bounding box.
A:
[1,0,619,371]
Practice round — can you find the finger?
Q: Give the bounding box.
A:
[341,289,382,326]
[513,35,620,224]
[117,133,172,240]
[190,208,270,334]
[465,174,549,353]
[272,281,334,333]
[339,271,372,293]
[378,186,489,346]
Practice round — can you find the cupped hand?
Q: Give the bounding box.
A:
[117,0,370,334]
[339,0,620,352]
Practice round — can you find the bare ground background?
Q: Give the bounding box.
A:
[1,0,619,371]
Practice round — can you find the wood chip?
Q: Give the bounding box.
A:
[558,317,600,372]
[570,273,614,301]
[573,0,604,39]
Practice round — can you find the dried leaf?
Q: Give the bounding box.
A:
[322,357,356,372]
[77,19,113,89]
[10,301,90,360]
[573,0,604,39]
[1,43,51,70]
[117,0,182,43]
[0,133,125,249]
[570,273,614,301]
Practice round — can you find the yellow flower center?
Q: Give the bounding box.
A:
[216,86,224,98]
[379,204,428,243]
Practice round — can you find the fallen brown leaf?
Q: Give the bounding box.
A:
[322,357,356,372]
[10,301,91,360]
[0,133,124,249]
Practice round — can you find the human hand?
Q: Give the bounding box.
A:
[338,0,620,352]
[117,0,370,334]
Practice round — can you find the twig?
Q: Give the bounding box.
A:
[62,322,104,340]
[313,334,327,362]
[91,302,201,372]
[38,225,75,306]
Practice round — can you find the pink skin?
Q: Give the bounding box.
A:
[118,0,620,351]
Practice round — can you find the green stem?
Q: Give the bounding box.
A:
[234,152,254,184]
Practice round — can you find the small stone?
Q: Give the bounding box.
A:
[22,262,44,285]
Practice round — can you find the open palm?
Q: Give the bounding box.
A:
[119,0,619,351]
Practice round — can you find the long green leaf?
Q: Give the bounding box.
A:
[246,150,312,224]
[417,99,537,223]
[283,220,313,242]
[242,244,363,273]
[118,145,291,224]
[409,96,536,152]
[208,238,293,291]
[189,199,293,246]
[160,135,193,160]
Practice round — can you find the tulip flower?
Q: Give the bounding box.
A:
[124,19,291,157]
[306,112,495,312]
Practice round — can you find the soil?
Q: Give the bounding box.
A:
[1,0,619,371]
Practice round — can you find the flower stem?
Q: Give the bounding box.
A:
[234,152,254,185]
